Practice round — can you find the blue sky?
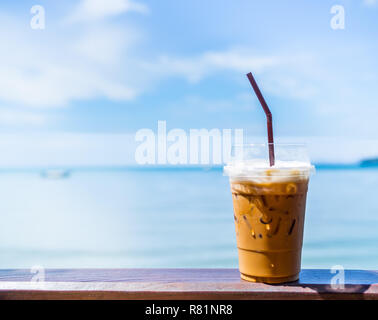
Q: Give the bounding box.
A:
[0,0,377,165]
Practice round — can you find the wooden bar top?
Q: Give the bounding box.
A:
[0,269,377,300]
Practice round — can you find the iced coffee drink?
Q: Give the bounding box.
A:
[225,145,314,284]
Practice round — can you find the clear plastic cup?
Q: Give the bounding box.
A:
[224,144,315,283]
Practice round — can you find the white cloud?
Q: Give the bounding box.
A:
[0,13,292,112]
[150,45,378,126]
[0,3,325,116]
[147,49,320,101]
[0,1,376,137]
[149,49,280,83]
[67,0,149,23]
[0,14,140,109]
[0,109,47,126]
[363,0,377,6]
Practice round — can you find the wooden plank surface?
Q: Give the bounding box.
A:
[0,269,376,300]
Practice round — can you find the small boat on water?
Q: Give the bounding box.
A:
[40,169,71,179]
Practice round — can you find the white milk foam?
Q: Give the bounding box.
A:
[224,160,315,183]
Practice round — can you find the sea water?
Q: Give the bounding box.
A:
[0,167,377,269]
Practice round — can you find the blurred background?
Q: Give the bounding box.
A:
[0,0,377,269]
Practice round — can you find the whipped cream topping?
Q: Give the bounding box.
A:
[224,159,315,182]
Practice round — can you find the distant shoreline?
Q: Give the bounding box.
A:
[0,162,377,173]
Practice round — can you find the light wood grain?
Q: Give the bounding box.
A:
[0,269,376,300]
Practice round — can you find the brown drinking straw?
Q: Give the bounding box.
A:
[246,72,275,166]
